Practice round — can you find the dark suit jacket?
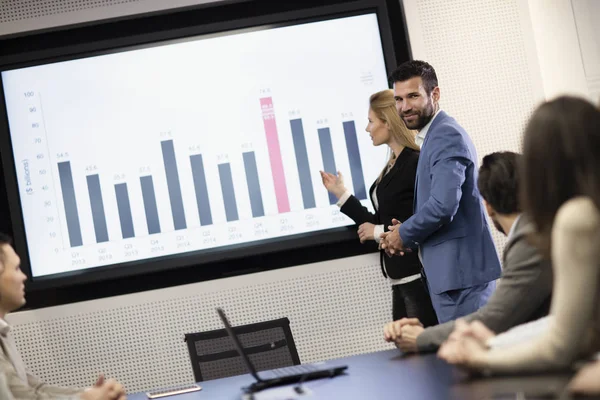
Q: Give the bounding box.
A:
[416,214,553,352]
[340,147,421,280]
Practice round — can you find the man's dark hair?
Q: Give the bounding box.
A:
[477,152,522,215]
[388,60,438,95]
[522,96,600,257]
[0,233,12,265]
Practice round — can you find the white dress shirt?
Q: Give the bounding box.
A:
[415,108,443,149]
[507,214,522,241]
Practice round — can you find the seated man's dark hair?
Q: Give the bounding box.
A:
[0,233,12,265]
[478,152,522,214]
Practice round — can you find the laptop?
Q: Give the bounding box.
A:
[216,308,348,393]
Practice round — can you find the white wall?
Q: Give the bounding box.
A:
[527,0,591,100]
[571,0,600,102]
[5,0,585,394]
[401,0,545,253]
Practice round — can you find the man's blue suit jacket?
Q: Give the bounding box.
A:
[399,111,501,296]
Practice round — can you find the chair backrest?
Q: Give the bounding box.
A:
[184,317,300,382]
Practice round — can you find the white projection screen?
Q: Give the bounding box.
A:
[0,10,394,282]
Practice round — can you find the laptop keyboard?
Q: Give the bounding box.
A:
[270,364,320,377]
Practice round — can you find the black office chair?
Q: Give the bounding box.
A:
[184,317,301,382]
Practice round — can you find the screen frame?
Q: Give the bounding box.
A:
[0,0,398,291]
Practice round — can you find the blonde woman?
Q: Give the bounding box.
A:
[320,90,437,326]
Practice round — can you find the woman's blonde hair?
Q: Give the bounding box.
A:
[369,89,419,183]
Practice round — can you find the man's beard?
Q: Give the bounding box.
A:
[402,100,435,130]
[492,217,505,235]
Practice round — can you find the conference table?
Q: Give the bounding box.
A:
[130,349,575,399]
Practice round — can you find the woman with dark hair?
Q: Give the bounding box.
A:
[437,96,600,373]
[320,90,437,326]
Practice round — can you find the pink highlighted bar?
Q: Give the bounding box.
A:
[260,97,290,213]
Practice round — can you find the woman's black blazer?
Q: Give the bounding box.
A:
[340,147,421,279]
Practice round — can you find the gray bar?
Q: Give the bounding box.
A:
[115,183,135,239]
[161,140,187,230]
[242,151,264,218]
[57,161,83,247]
[190,154,213,226]
[140,175,161,234]
[218,163,239,222]
[343,120,367,200]
[86,174,109,243]
[290,118,316,209]
[318,127,338,205]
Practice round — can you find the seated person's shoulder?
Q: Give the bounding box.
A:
[554,197,600,233]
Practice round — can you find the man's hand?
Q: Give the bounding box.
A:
[357,222,375,243]
[381,219,409,256]
[397,324,425,353]
[383,318,423,343]
[82,378,126,400]
[397,317,423,328]
[384,320,400,342]
[379,231,389,251]
[437,319,489,370]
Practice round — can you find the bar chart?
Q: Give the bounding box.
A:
[189,155,212,226]
[260,96,290,214]
[11,90,386,277]
[3,12,390,277]
[140,175,161,234]
[318,127,338,205]
[54,102,374,248]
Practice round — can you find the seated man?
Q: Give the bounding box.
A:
[0,233,126,399]
[383,152,553,353]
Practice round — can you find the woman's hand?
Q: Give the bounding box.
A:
[568,360,600,395]
[437,320,489,370]
[357,222,376,243]
[319,171,347,199]
[438,334,487,368]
